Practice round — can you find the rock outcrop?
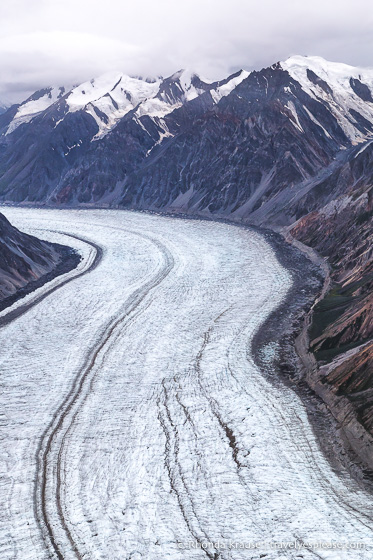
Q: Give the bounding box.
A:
[0,212,79,310]
[289,143,373,463]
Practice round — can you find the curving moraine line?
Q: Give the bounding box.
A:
[0,232,103,329]
[33,228,175,560]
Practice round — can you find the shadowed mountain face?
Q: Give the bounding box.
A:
[0,56,372,215]
[0,55,372,448]
[0,212,79,310]
[290,143,373,436]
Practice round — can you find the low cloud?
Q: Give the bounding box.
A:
[1,0,372,103]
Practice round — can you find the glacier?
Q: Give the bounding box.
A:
[0,208,372,559]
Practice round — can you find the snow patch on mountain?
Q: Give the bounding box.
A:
[355,139,373,157]
[303,105,332,139]
[146,130,173,157]
[171,69,202,100]
[210,70,250,103]
[135,96,182,119]
[285,100,304,132]
[137,69,205,118]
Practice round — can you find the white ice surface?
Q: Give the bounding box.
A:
[0,208,372,560]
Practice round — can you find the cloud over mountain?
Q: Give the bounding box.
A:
[1,0,373,103]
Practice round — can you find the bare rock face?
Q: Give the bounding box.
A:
[326,341,373,435]
[291,144,373,355]
[0,212,79,310]
[290,143,373,460]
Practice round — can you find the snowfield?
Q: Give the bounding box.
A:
[0,208,372,560]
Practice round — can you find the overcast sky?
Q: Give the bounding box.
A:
[1,0,373,103]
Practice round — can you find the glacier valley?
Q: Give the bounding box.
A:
[0,208,372,560]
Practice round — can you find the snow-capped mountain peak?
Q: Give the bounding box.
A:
[282,55,373,83]
[65,72,162,138]
[282,55,373,98]
[5,86,67,135]
[66,69,211,136]
[3,55,373,156]
[66,72,160,111]
[1,67,253,139]
[281,55,373,142]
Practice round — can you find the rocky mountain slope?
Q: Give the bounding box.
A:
[0,212,79,311]
[290,141,373,448]
[0,54,372,463]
